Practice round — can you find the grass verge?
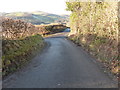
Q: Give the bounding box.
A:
[2,34,45,77]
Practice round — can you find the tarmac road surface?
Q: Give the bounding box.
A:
[3,31,118,88]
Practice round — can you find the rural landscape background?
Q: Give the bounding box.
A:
[0,0,119,88]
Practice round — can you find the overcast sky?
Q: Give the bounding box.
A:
[0,0,71,15]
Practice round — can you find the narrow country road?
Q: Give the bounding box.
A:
[3,31,118,88]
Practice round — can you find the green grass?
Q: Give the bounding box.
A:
[2,34,45,77]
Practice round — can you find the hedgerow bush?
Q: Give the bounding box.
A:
[66,1,119,75]
[2,18,45,77]
[35,24,67,35]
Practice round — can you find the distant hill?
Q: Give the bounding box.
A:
[1,11,69,25]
